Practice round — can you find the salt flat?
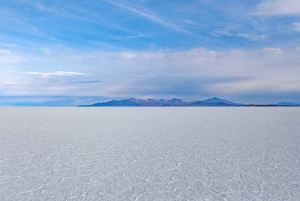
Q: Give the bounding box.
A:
[0,107,299,201]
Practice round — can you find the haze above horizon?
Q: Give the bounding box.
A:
[1,0,300,106]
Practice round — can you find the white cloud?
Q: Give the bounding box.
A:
[236,33,268,41]
[293,22,300,31]
[2,82,23,86]
[211,29,233,37]
[209,76,300,93]
[212,31,267,41]
[2,44,18,47]
[183,20,199,25]
[70,80,101,84]
[120,52,136,59]
[264,47,282,52]
[253,0,300,15]
[0,49,11,54]
[25,71,92,78]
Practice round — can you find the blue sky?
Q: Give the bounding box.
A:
[1,0,300,105]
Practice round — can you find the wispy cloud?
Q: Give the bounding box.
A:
[115,34,149,40]
[253,0,300,15]
[25,71,93,78]
[120,52,136,59]
[32,2,57,12]
[70,80,101,84]
[182,19,199,26]
[264,47,282,52]
[236,33,268,41]
[211,29,233,37]
[19,0,59,13]
[0,7,58,43]
[0,49,11,54]
[106,0,173,28]
[293,22,300,31]
[212,30,267,41]
[2,82,26,86]
[2,43,18,47]
[209,76,300,94]
[105,0,191,34]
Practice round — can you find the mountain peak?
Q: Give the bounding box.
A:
[202,97,228,103]
[208,97,222,101]
[170,98,184,102]
[190,97,246,106]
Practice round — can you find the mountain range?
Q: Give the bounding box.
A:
[79,97,300,107]
[78,97,242,107]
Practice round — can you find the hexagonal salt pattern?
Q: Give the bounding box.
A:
[0,107,300,200]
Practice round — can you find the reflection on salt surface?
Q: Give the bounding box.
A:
[0,107,300,200]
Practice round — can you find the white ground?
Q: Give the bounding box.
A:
[0,107,300,201]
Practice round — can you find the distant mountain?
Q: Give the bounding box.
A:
[247,101,300,107]
[79,97,300,107]
[190,97,246,106]
[79,98,189,107]
[277,102,300,106]
[247,104,279,107]
[79,97,245,107]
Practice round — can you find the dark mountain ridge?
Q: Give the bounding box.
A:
[79,97,247,107]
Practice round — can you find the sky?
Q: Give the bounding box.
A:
[1,0,300,106]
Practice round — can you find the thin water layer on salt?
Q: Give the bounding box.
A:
[0,107,300,200]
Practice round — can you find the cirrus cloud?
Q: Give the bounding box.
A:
[25,71,93,78]
[253,0,300,15]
